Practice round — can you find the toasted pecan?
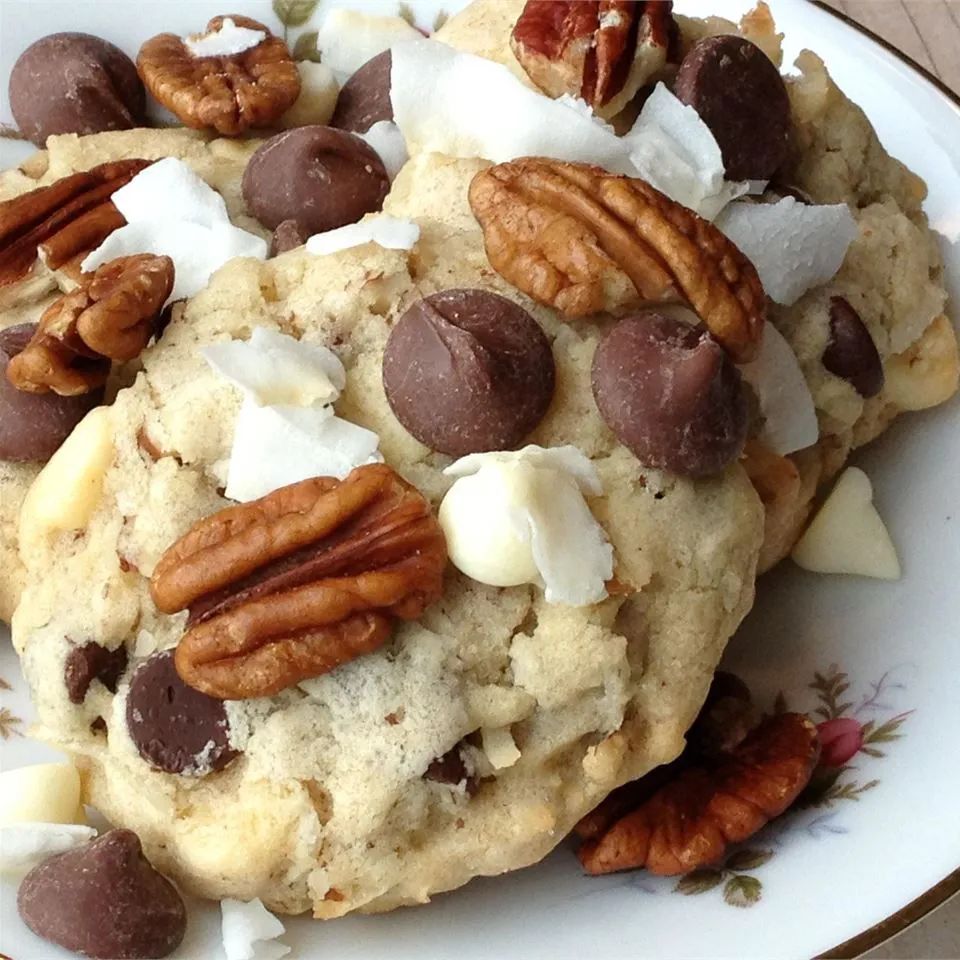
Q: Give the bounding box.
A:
[0,159,149,287]
[578,713,819,876]
[137,16,300,136]
[511,1,674,118]
[151,464,448,699]
[7,254,173,396]
[469,158,766,361]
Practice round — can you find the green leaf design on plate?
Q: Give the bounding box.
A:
[273,0,321,28]
[398,2,416,27]
[293,30,322,62]
[0,707,23,739]
[863,713,909,744]
[724,849,773,872]
[675,869,724,896]
[433,10,449,31]
[723,874,762,908]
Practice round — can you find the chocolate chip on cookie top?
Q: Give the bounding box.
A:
[823,296,884,398]
[9,33,146,147]
[673,35,791,182]
[18,829,187,960]
[383,289,556,456]
[242,126,390,237]
[0,324,103,462]
[126,651,238,776]
[591,311,748,477]
[331,50,394,134]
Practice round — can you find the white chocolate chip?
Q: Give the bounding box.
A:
[481,726,521,771]
[438,462,540,589]
[0,763,83,827]
[20,405,114,544]
[791,467,901,579]
[440,446,613,606]
[279,62,340,129]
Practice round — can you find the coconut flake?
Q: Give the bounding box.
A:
[203,327,345,407]
[305,214,420,256]
[0,823,97,873]
[186,17,266,58]
[226,402,382,502]
[360,121,409,180]
[317,9,421,81]
[717,197,858,305]
[390,39,635,173]
[739,323,819,455]
[441,445,613,606]
[109,157,229,228]
[221,898,290,960]
[81,158,267,303]
[624,84,748,219]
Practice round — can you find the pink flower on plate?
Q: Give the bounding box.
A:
[816,717,864,767]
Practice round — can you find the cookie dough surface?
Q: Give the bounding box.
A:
[0,128,261,621]
[13,143,764,917]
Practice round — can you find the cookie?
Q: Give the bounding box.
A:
[7,0,957,926]
[0,128,262,621]
[13,136,764,917]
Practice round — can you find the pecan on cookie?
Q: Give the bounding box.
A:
[469,158,766,361]
[151,464,448,699]
[137,16,300,136]
[7,254,174,396]
[510,1,677,119]
[0,159,150,287]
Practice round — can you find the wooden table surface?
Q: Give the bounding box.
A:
[819,3,960,957]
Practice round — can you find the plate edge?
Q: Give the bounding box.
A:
[804,5,960,957]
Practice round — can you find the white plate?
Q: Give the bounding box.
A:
[1,1,958,957]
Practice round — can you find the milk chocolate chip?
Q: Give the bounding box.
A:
[331,51,393,134]
[18,829,186,959]
[591,312,748,476]
[9,33,146,147]
[242,126,389,236]
[823,297,883,398]
[126,651,238,775]
[0,324,102,462]
[383,289,555,456]
[64,641,128,704]
[674,35,790,181]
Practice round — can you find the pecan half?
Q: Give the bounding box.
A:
[511,1,675,118]
[574,671,754,840]
[7,254,174,396]
[469,158,765,361]
[0,159,150,287]
[151,464,448,700]
[137,16,301,136]
[578,712,819,875]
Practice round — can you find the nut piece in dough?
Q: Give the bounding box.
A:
[19,405,114,544]
[791,467,900,580]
